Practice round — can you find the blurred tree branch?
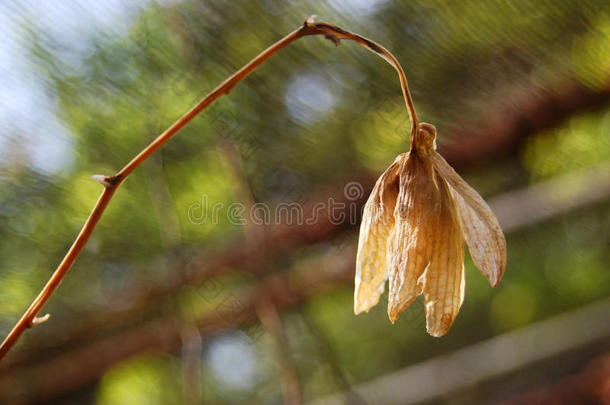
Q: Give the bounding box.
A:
[256,296,303,405]
[308,297,610,405]
[179,325,203,405]
[439,80,610,168]
[497,353,610,405]
[226,131,303,405]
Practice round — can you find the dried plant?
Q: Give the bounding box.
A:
[0,15,505,362]
[354,123,507,336]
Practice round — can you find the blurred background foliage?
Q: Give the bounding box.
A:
[0,0,609,404]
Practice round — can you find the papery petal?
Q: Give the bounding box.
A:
[387,153,440,322]
[354,155,402,314]
[431,153,507,287]
[418,171,465,337]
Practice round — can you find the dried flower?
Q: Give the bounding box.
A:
[354,123,506,337]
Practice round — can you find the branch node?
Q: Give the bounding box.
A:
[92,174,112,188]
[30,314,51,327]
[92,174,122,188]
[304,15,317,27]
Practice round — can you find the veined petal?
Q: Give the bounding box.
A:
[387,153,440,322]
[354,155,402,314]
[431,153,507,287]
[418,171,465,337]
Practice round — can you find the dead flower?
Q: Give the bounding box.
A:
[354,123,507,337]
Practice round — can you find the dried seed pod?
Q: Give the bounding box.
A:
[355,123,507,336]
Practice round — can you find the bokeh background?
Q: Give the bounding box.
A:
[1,0,609,404]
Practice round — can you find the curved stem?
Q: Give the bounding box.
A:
[0,17,418,363]
[301,21,419,135]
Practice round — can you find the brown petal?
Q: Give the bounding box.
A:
[431,153,507,287]
[418,171,465,337]
[354,155,402,314]
[387,153,440,322]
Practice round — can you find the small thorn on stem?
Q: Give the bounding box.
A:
[30,314,51,327]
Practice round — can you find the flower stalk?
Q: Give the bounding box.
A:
[0,17,426,363]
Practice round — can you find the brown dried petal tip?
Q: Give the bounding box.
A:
[355,123,506,336]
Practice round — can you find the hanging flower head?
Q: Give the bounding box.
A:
[354,121,507,336]
[342,26,507,336]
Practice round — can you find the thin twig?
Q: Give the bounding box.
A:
[0,16,418,362]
